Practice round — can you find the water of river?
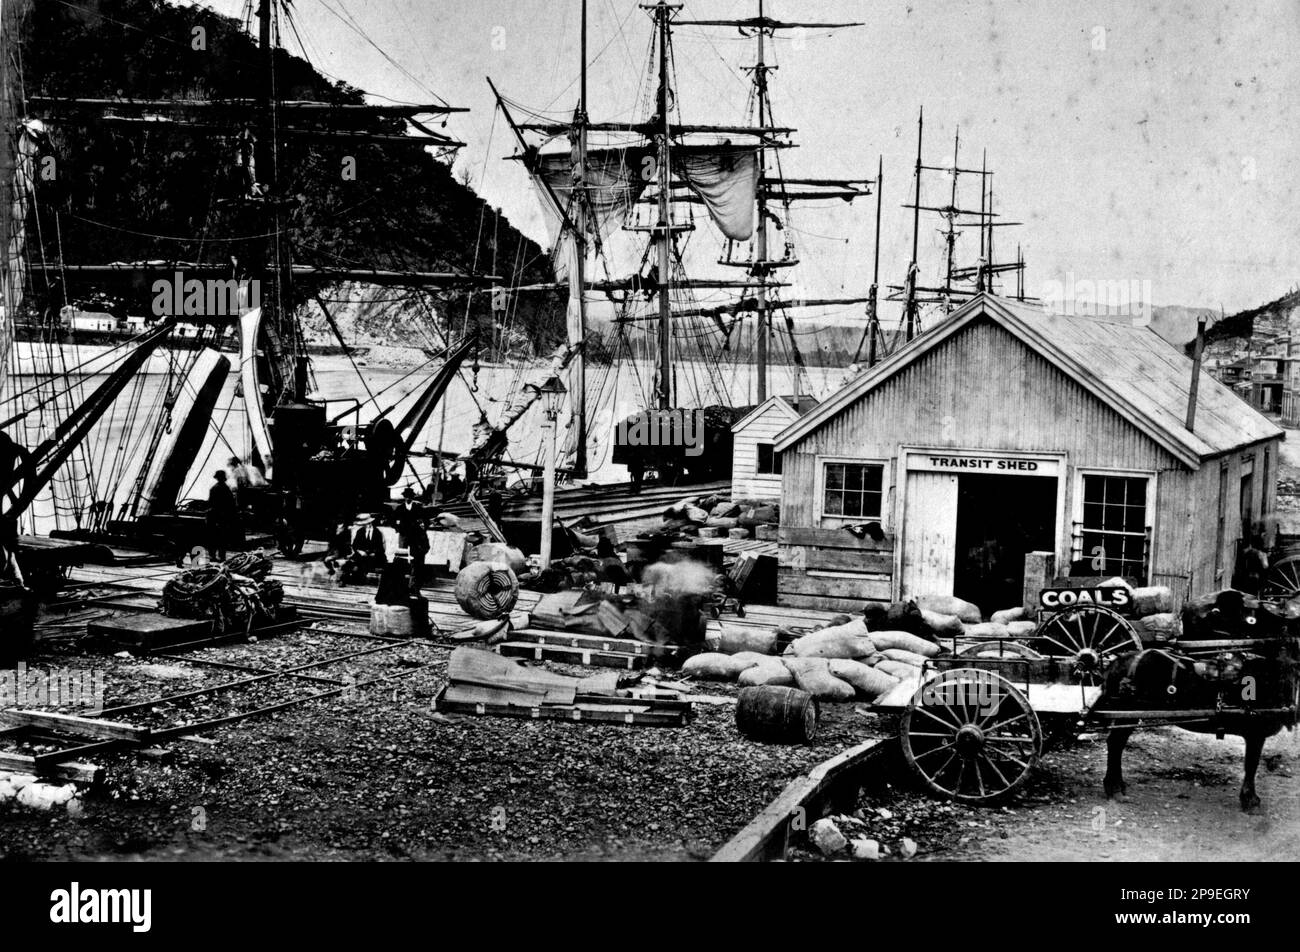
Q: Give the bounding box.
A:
[13,351,852,535]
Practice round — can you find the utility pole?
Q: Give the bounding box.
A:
[943,128,959,312]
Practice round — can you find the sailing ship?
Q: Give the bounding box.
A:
[0,0,495,561]
[485,1,880,486]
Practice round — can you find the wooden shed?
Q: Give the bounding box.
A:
[772,294,1284,614]
[730,394,818,502]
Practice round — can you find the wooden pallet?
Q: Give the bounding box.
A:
[434,686,693,726]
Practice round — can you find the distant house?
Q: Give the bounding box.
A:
[730,394,818,502]
[772,294,1282,612]
[60,306,118,333]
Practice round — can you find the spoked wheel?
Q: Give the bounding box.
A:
[956,640,1044,660]
[1032,605,1141,684]
[1262,555,1300,600]
[900,668,1043,805]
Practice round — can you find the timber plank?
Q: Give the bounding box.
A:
[0,710,150,743]
[507,629,690,659]
[0,751,104,784]
[496,641,648,670]
[779,526,895,551]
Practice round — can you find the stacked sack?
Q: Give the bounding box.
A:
[660,494,780,541]
[683,616,942,703]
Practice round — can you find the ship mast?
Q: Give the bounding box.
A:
[572,0,590,475]
[904,107,923,342]
[652,2,676,410]
[753,0,770,402]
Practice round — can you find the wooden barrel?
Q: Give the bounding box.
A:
[736,686,819,744]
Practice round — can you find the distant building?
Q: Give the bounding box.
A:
[772,295,1282,612]
[730,394,818,502]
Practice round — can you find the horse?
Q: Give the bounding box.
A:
[1101,589,1299,811]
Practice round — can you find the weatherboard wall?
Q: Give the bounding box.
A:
[774,315,1236,609]
[731,400,798,502]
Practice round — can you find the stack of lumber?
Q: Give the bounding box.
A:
[436,647,694,726]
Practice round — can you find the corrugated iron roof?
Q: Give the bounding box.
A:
[776,294,1283,467]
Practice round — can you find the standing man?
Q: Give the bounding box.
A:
[396,486,430,592]
[206,470,237,561]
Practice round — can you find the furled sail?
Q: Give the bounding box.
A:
[673,144,759,242]
[529,143,650,279]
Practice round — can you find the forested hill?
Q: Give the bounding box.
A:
[20,0,564,353]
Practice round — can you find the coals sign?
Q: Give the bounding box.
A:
[1038,587,1131,610]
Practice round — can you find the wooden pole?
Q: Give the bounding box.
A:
[754,0,769,402]
[655,3,673,409]
[905,108,923,341]
[572,0,589,477]
[540,415,557,568]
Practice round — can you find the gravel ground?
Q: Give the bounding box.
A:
[791,724,1300,862]
[1,621,881,861]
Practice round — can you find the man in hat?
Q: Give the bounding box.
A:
[345,513,387,584]
[206,470,237,561]
[396,486,430,591]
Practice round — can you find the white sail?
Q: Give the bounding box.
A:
[238,308,276,480]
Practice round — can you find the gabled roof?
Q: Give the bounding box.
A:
[774,294,1283,468]
[732,393,819,433]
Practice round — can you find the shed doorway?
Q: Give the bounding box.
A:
[953,473,1058,611]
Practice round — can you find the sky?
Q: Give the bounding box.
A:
[195,0,1300,315]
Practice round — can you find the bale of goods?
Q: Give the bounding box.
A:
[1006,620,1037,638]
[782,657,856,701]
[712,500,741,519]
[738,505,778,529]
[962,621,1011,640]
[755,524,779,541]
[1137,612,1179,636]
[684,505,710,524]
[736,686,819,743]
[706,515,739,529]
[719,625,779,655]
[697,527,723,539]
[879,647,930,667]
[454,561,520,619]
[788,621,877,660]
[727,527,751,540]
[1130,585,1174,617]
[867,631,941,657]
[469,542,528,577]
[874,658,923,680]
[828,658,899,701]
[916,595,982,624]
[920,609,964,635]
[682,652,762,680]
[738,659,796,687]
[990,606,1027,625]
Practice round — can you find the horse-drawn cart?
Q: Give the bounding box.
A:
[871,602,1300,806]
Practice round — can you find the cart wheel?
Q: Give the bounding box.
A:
[1262,555,1300,600]
[901,668,1043,805]
[1032,605,1141,684]
[736,605,746,618]
[709,605,720,619]
[956,640,1044,660]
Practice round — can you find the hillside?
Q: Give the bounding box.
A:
[1193,288,1300,359]
[19,0,565,355]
